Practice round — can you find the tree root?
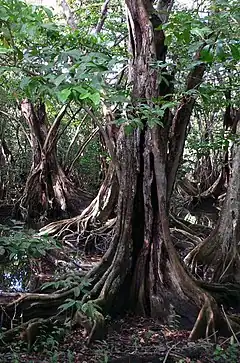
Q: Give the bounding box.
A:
[185,236,240,283]
[190,292,240,341]
[39,210,116,250]
[189,295,218,341]
[0,313,65,349]
[197,280,240,308]
[72,305,105,345]
[171,228,202,250]
[170,213,212,238]
[39,166,118,251]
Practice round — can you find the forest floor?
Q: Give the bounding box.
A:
[1,316,236,363]
[0,205,239,363]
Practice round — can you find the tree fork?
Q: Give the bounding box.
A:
[15,99,90,222]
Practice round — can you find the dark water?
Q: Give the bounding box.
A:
[0,200,220,293]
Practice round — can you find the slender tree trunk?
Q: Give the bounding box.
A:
[58,0,77,29]
[0,139,12,199]
[95,0,110,33]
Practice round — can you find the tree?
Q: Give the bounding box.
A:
[40,0,238,340]
[185,109,240,283]
[15,99,91,221]
[0,0,105,221]
[1,0,240,347]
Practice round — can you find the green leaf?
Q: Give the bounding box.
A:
[147,118,163,128]
[215,43,226,61]
[183,28,190,44]
[200,46,214,63]
[79,279,92,288]
[0,8,9,21]
[0,46,13,54]
[43,7,53,18]
[73,286,81,298]
[161,101,177,110]
[41,23,56,30]
[54,73,67,87]
[0,246,5,256]
[78,92,91,100]
[230,44,240,60]
[20,77,31,89]
[88,92,101,105]
[9,252,16,260]
[58,300,76,311]
[64,49,82,59]
[191,26,212,39]
[73,86,86,93]
[124,124,134,135]
[57,88,71,102]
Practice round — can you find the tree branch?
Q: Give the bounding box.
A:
[67,127,99,174]
[58,0,77,29]
[0,110,31,146]
[64,112,88,166]
[167,58,206,201]
[83,106,120,180]
[156,0,174,23]
[43,103,69,154]
[95,0,111,34]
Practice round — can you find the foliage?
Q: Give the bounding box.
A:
[1,0,237,198]
[0,0,239,360]
[164,0,239,180]
[0,223,60,291]
[2,3,124,194]
[0,0,123,197]
[41,273,91,292]
[0,0,126,104]
[213,339,239,362]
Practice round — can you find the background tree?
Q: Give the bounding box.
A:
[0,0,110,221]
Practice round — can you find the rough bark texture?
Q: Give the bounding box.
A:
[75,0,229,341]
[185,116,240,283]
[2,1,240,348]
[38,0,229,340]
[15,100,90,222]
[6,0,239,346]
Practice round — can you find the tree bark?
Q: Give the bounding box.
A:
[77,0,231,341]
[15,100,91,222]
[32,0,239,343]
[58,0,77,29]
[185,114,240,283]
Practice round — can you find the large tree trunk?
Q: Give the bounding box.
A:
[185,112,240,283]
[41,0,230,340]
[15,100,91,222]
[76,0,231,341]
[2,0,240,348]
